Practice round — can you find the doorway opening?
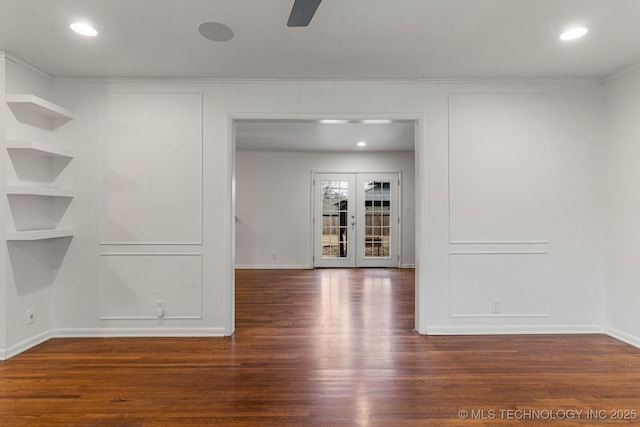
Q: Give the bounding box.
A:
[231,116,422,333]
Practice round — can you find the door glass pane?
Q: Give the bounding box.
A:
[321,180,349,258]
[363,180,390,257]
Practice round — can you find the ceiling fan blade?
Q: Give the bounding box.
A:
[287,0,322,27]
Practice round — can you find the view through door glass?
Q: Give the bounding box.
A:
[321,179,351,259]
[364,180,391,258]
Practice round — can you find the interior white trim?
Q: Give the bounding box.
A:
[3,326,635,361]
[449,251,549,255]
[450,240,550,245]
[5,52,53,80]
[450,313,550,318]
[54,327,226,338]
[229,111,426,333]
[99,315,203,320]
[1,330,53,361]
[99,91,204,246]
[448,251,550,318]
[100,241,205,246]
[99,253,204,320]
[447,91,550,245]
[53,76,601,85]
[235,265,311,270]
[426,325,640,350]
[605,327,640,349]
[603,58,640,82]
[426,324,605,335]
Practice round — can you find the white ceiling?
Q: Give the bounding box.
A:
[1,0,640,80]
[2,1,637,153]
[235,120,415,152]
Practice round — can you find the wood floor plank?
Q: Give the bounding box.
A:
[1,268,639,425]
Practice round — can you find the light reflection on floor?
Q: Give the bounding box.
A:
[313,269,396,422]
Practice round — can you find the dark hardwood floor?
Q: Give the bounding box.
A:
[1,268,639,426]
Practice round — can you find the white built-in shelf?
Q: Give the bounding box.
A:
[6,94,73,120]
[6,140,74,160]
[5,186,74,198]
[6,228,74,241]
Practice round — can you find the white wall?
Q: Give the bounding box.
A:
[235,150,415,268]
[40,77,604,344]
[603,65,640,347]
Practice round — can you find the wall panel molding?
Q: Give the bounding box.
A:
[99,253,203,320]
[449,251,550,318]
[448,92,549,244]
[100,91,203,245]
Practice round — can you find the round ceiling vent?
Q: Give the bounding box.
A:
[198,21,234,42]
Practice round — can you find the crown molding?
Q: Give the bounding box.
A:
[4,52,53,80]
[52,75,600,85]
[603,59,640,83]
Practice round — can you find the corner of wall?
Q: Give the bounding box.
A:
[601,64,640,349]
[605,327,640,349]
[0,52,7,357]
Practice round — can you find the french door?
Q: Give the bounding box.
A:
[313,172,399,268]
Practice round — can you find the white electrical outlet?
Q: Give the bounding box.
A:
[155,300,165,318]
[26,308,35,325]
[491,299,501,314]
[272,253,277,261]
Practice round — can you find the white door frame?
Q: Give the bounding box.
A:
[228,112,427,334]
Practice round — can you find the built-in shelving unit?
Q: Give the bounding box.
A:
[6,139,74,159]
[6,94,73,120]
[5,186,74,198]
[6,229,75,241]
[5,93,75,241]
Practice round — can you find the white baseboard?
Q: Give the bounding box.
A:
[3,324,638,361]
[236,264,413,269]
[235,264,311,269]
[1,330,53,361]
[425,324,605,336]
[53,327,227,338]
[0,327,227,361]
[604,326,640,349]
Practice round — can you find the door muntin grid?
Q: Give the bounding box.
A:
[363,180,391,258]
[321,180,350,258]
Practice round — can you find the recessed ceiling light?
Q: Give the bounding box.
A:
[357,141,367,147]
[198,22,234,42]
[70,22,98,37]
[320,119,349,124]
[361,119,392,124]
[559,27,588,41]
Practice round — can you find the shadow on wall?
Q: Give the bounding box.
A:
[7,237,72,295]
